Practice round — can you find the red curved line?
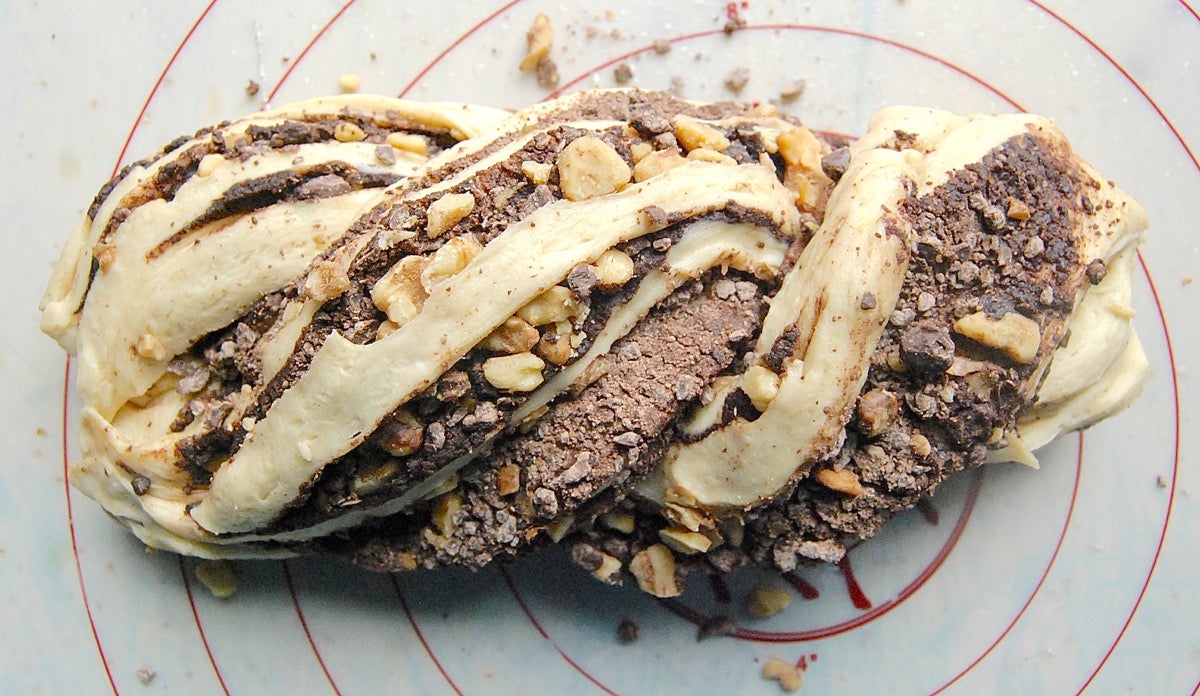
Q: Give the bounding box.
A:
[500,567,621,695]
[61,358,118,695]
[389,575,464,696]
[1017,4,1189,689]
[1028,1,1199,177]
[179,556,231,695]
[1073,254,1182,693]
[931,437,1086,695]
[1191,674,1200,696]
[397,0,526,98]
[110,0,220,176]
[265,0,358,104]
[283,561,343,695]
[1180,0,1200,23]
[552,24,1025,112]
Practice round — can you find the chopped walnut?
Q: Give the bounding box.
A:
[856,388,899,437]
[672,115,730,152]
[594,248,636,287]
[372,255,430,327]
[953,311,1041,364]
[482,316,540,354]
[762,656,803,692]
[815,467,864,497]
[629,544,681,597]
[482,351,546,391]
[658,526,713,555]
[425,192,476,238]
[556,135,631,201]
[520,13,554,72]
[518,285,576,326]
[421,234,483,292]
[496,463,521,496]
[304,260,351,302]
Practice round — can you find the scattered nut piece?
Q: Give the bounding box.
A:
[425,192,476,238]
[517,285,576,326]
[136,666,156,685]
[93,242,117,271]
[431,492,463,537]
[632,148,688,182]
[815,467,864,496]
[777,126,824,173]
[372,255,430,326]
[1006,197,1031,220]
[779,78,807,103]
[629,141,654,163]
[629,544,681,597]
[373,410,424,456]
[135,333,167,361]
[521,160,554,185]
[352,459,400,497]
[196,153,224,177]
[594,248,636,287]
[195,560,238,599]
[535,57,559,90]
[304,260,352,302]
[746,585,792,618]
[600,511,636,534]
[482,351,546,391]
[496,463,521,496]
[672,115,731,152]
[535,323,573,366]
[546,515,575,542]
[482,316,540,354]
[723,66,750,93]
[743,365,781,412]
[333,121,368,143]
[697,614,738,641]
[659,526,713,555]
[762,656,803,692]
[686,148,738,165]
[857,388,899,437]
[911,431,933,457]
[953,311,1042,364]
[421,234,483,292]
[520,13,554,72]
[338,72,361,92]
[592,552,622,583]
[244,79,260,98]
[556,135,631,201]
[613,62,634,84]
[386,132,429,155]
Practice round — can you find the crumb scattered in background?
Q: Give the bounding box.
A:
[668,75,685,97]
[762,656,803,692]
[36,427,48,437]
[369,51,377,62]
[195,559,238,598]
[1157,474,1168,488]
[723,66,750,93]
[779,79,807,103]
[652,39,672,55]
[613,63,634,84]
[339,73,361,92]
[696,614,736,641]
[1183,277,1193,287]
[521,13,559,90]
[536,58,560,89]
[521,13,554,71]
[617,616,640,643]
[245,80,260,98]
[135,666,156,685]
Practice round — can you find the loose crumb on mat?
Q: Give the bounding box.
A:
[762,656,803,692]
[195,559,238,598]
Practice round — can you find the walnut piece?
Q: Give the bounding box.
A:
[425,192,476,238]
[482,351,546,391]
[520,13,553,72]
[556,135,631,201]
[421,234,483,292]
[594,248,636,287]
[762,656,803,692]
[672,115,730,152]
[632,148,688,182]
[629,544,681,597]
[953,310,1041,364]
[856,388,899,437]
[304,260,351,302]
[815,467,864,496]
[518,285,576,326]
[658,526,713,555]
[372,255,430,326]
[482,316,540,354]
